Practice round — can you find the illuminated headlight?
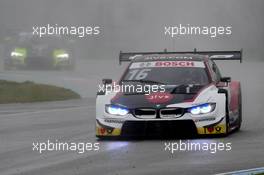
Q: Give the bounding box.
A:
[11,52,23,57]
[56,53,69,58]
[105,105,129,116]
[188,103,216,115]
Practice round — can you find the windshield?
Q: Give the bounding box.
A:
[16,35,67,47]
[122,61,210,85]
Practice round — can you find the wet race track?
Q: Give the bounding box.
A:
[0,59,264,175]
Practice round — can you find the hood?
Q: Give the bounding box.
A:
[111,85,205,108]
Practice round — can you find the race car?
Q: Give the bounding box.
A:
[96,49,242,138]
[3,33,76,70]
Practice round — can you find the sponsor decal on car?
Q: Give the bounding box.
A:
[193,117,216,122]
[129,61,205,69]
[96,120,121,136]
[145,92,173,104]
[104,119,124,124]
[197,124,226,134]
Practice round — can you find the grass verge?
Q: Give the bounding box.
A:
[0,80,80,104]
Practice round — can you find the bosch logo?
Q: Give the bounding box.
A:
[155,61,194,67]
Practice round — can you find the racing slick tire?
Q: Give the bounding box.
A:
[222,116,230,137]
[222,86,242,136]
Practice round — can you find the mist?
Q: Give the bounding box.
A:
[0,0,263,60]
[1,2,264,175]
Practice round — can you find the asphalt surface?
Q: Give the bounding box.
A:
[0,60,264,175]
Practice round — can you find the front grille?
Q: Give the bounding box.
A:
[160,108,184,118]
[134,108,156,119]
[26,57,53,67]
[121,120,197,137]
[133,107,185,119]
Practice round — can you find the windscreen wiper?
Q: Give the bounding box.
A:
[121,79,165,85]
[170,84,204,94]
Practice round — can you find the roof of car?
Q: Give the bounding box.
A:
[131,54,209,62]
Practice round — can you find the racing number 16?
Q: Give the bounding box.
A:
[127,69,151,80]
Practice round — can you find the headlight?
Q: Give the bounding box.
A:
[11,52,23,57]
[56,53,69,58]
[105,105,129,116]
[188,103,216,115]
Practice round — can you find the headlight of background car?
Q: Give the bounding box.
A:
[105,105,129,116]
[11,51,23,57]
[188,103,216,115]
[56,53,69,59]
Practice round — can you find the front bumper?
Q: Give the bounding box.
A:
[96,117,227,137]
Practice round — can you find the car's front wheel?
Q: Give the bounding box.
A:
[235,89,242,131]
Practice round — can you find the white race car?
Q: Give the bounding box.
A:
[96,50,242,138]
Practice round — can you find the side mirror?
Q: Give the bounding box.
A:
[97,79,113,95]
[218,88,227,94]
[212,64,217,72]
[220,77,231,82]
[102,79,112,85]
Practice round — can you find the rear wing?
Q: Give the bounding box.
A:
[119,49,243,64]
